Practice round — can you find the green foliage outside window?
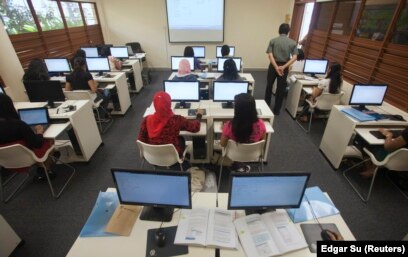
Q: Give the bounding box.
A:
[0,0,38,34]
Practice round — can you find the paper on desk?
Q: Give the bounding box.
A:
[105,205,141,236]
[79,191,119,237]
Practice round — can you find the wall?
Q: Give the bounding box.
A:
[97,0,295,69]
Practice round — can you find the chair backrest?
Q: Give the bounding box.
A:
[316,91,344,111]
[64,90,92,101]
[136,140,181,167]
[224,140,265,162]
[0,144,38,169]
[384,148,408,171]
[126,42,143,53]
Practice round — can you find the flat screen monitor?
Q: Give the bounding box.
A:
[23,80,66,108]
[349,84,388,111]
[192,46,205,58]
[111,168,192,222]
[216,46,235,58]
[303,59,328,77]
[171,56,194,71]
[217,57,241,72]
[110,46,129,59]
[213,81,248,108]
[44,58,71,73]
[18,107,49,126]
[164,80,200,109]
[86,57,111,76]
[228,172,310,215]
[81,47,99,57]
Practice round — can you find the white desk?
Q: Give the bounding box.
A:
[354,127,405,145]
[121,59,143,93]
[286,79,319,118]
[320,104,408,168]
[66,191,217,257]
[14,100,102,162]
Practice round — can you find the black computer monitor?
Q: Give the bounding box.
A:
[216,46,235,57]
[228,172,310,215]
[86,57,111,76]
[217,57,242,72]
[213,81,249,108]
[349,84,388,111]
[192,46,205,58]
[81,47,99,57]
[303,59,328,77]
[43,58,71,73]
[171,56,194,71]
[23,80,66,108]
[111,168,192,222]
[163,80,200,109]
[109,46,129,59]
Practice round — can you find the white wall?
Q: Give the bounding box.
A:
[98,0,295,69]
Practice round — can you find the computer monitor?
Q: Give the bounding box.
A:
[216,46,235,58]
[192,46,205,58]
[111,168,192,222]
[81,47,99,57]
[228,172,310,215]
[217,57,242,72]
[109,46,129,59]
[303,59,328,77]
[213,81,249,108]
[18,107,49,126]
[43,58,71,73]
[163,80,200,109]
[349,84,388,111]
[86,57,111,76]
[171,56,194,71]
[23,80,66,108]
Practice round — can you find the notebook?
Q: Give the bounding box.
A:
[18,107,50,130]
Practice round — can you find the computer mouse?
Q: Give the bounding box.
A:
[393,115,404,121]
[155,228,166,247]
[321,229,333,241]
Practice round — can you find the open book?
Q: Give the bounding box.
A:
[234,211,307,257]
[174,208,237,249]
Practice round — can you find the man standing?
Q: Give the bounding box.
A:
[264,23,298,115]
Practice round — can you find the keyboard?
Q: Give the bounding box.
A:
[369,130,403,139]
[188,109,207,116]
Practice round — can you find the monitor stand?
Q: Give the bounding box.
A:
[47,100,62,109]
[175,101,191,109]
[352,105,368,111]
[245,208,276,216]
[222,101,234,109]
[139,206,174,222]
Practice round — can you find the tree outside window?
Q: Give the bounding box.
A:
[82,3,98,25]
[0,0,38,34]
[31,0,64,31]
[61,1,83,27]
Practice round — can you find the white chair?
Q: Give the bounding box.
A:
[136,140,190,171]
[218,140,265,191]
[343,147,408,202]
[64,90,113,133]
[0,143,76,202]
[297,91,344,132]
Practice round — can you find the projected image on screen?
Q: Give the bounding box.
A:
[171,57,194,71]
[166,0,224,42]
[19,108,48,125]
[217,57,241,72]
[44,58,71,73]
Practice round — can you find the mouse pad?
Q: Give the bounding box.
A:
[300,223,341,253]
[146,226,188,257]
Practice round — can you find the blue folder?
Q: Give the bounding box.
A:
[79,191,120,237]
[341,108,377,122]
[286,186,340,223]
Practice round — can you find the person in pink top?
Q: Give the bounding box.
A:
[220,93,266,171]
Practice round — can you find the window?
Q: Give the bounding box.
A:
[391,0,408,45]
[0,0,38,34]
[332,0,361,36]
[314,2,336,32]
[31,0,64,31]
[61,1,83,27]
[82,3,98,25]
[356,0,398,41]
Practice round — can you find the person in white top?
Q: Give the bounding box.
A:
[298,62,342,122]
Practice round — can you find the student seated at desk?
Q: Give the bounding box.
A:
[0,94,56,181]
[216,58,244,81]
[100,46,122,71]
[71,49,87,71]
[221,44,231,57]
[220,93,266,172]
[298,62,342,122]
[184,46,201,70]
[65,57,110,118]
[138,91,204,157]
[172,59,198,81]
[22,58,50,81]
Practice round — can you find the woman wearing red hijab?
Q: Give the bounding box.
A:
[138,91,204,156]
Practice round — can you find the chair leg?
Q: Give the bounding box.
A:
[179,163,184,172]
[343,160,377,202]
[217,158,225,193]
[98,106,114,134]
[95,108,103,133]
[43,157,76,199]
[0,168,31,203]
[140,159,145,168]
[295,109,313,133]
